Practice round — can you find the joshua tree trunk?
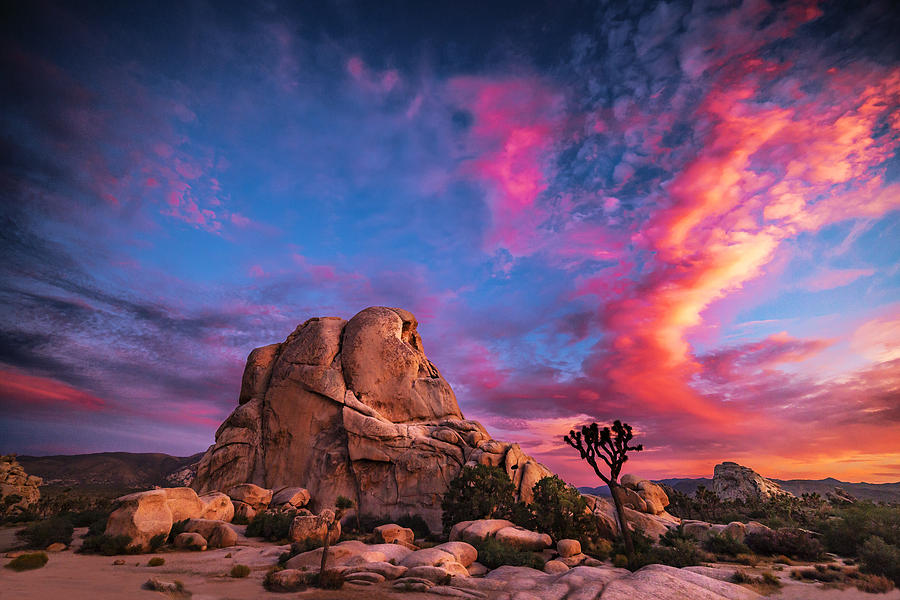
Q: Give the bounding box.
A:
[609,482,635,559]
[319,524,331,577]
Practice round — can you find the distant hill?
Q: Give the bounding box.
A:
[17,452,201,494]
[579,477,900,503]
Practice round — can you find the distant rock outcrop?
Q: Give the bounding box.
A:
[191,307,552,532]
[0,454,41,518]
[712,462,794,502]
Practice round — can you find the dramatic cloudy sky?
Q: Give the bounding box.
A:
[2,0,898,484]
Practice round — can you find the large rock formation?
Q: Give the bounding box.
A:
[192,307,552,531]
[712,462,794,502]
[0,455,41,518]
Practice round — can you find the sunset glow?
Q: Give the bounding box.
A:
[1,0,898,485]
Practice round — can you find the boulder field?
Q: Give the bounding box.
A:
[270,533,761,599]
[190,306,554,532]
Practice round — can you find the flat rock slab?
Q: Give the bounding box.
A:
[599,564,762,600]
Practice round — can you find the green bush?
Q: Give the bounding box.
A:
[818,503,900,557]
[472,538,544,570]
[704,533,750,557]
[79,534,139,555]
[745,529,824,561]
[859,536,900,585]
[16,517,74,549]
[5,552,49,571]
[517,476,605,543]
[649,539,707,567]
[441,465,516,534]
[246,509,298,541]
[147,556,165,567]
[86,517,107,537]
[230,564,251,578]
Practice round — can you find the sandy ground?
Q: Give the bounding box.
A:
[2,525,898,600]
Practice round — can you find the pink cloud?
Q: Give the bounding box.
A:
[803,267,876,291]
[448,76,564,255]
[0,370,106,412]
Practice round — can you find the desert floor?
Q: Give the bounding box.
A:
[1,525,897,600]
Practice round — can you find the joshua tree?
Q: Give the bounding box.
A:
[564,420,643,562]
[319,495,354,581]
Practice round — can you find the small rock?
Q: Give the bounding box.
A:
[393,576,434,591]
[406,565,455,583]
[271,486,310,508]
[544,559,569,574]
[345,571,385,584]
[5,551,27,558]
[400,547,457,568]
[113,559,126,565]
[45,542,66,552]
[557,539,581,558]
[374,523,414,545]
[467,562,488,577]
[345,561,407,580]
[433,541,478,567]
[143,578,183,593]
[175,531,207,551]
[494,526,552,551]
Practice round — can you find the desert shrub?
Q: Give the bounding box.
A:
[147,556,165,566]
[730,570,755,584]
[735,553,758,566]
[664,485,827,529]
[817,502,900,557]
[316,569,345,589]
[704,533,750,557]
[761,571,781,587]
[148,533,167,551]
[167,518,189,544]
[230,564,251,578]
[649,539,707,567]
[613,554,629,568]
[859,536,900,585]
[80,534,139,555]
[730,569,782,590]
[246,509,298,542]
[584,537,613,560]
[232,514,249,525]
[472,538,544,570]
[745,528,824,561]
[855,573,895,593]
[441,465,516,534]
[5,552,49,571]
[86,517,107,537]
[517,476,605,544]
[16,517,74,549]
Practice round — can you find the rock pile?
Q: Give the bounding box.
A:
[191,306,552,532]
[712,462,794,502]
[0,455,41,518]
[104,486,239,551]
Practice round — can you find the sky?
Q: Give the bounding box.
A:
[1,0,898,486]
